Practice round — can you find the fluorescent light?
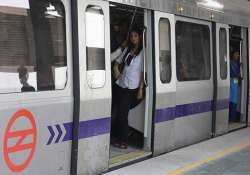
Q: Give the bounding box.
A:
[45,11,62,18]
[197,0,224,10]
[45,4,62,18]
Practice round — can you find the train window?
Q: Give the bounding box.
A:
[159,18,171,83]
[85,5,106,89]
[0,0,67,93]
[219,28,228,79]
[176,21,211,81]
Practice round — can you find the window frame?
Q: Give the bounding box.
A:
[154,11,176,96]
[175,18,212,82]
[0,0,69,95]
[158,17,172,84]
[219,27,228,80]
[0,0,72,101]
[84,4,106,89]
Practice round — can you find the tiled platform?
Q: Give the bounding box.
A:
[184,146,250,175]
[105,127,250,175]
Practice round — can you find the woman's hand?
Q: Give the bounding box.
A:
[137,88,144,100]
[114,69,121,80]
[113,62,121,80]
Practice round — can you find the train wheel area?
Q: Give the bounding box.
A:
[105,127,250,175]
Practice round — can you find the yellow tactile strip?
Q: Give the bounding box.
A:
[110,151,147,165]
[168,139,250,175]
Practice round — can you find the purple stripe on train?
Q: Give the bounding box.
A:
[155,99,229,123]
[47,117,111,145]
[47,99,229,144]
[216,99,230,110]
[154,107,175,123]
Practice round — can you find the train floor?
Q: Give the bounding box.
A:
[109,129,152,167]
[228,121,246,131]
[109,145,151,167]
[105,127,250,175]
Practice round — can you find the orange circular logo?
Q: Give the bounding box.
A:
[3,109,37,172]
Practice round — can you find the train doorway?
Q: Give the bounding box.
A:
[214,24,248,135]
[109,3,153,167]
[228,26,248,131]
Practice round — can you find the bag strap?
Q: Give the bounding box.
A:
[121,47,131,64]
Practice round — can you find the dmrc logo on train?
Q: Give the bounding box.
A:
[3,109,37,173]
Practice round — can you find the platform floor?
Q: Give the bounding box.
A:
[105,127,250,175]
[184,146,250,175]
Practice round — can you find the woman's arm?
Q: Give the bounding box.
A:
[111,47,122,62]
[137,72,145,100]
[137,50,145,100]
[111,40,128,62]
[139,72,144,89]
[113,61,121,80]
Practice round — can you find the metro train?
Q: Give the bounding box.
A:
[0,0,250,175]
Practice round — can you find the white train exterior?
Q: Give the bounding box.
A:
[0,0,249,175]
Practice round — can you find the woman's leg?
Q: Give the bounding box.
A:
[111,84,122,139]
[117,89,137,144]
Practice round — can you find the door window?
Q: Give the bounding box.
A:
[176,21,211,81]
[219,28,228,80]
[85,5,106,88]
[159,18,171,83]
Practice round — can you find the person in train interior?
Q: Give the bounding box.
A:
[110,18,129,53]
[229,50,241,122]
[18,66,35,92]
[111,27,144,149]
[178,62,188,81]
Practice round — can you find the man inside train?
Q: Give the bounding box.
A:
[18,66,35,92]
[111,18,129,54]
[229,50,241,122]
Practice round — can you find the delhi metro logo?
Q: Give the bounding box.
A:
[3,109,37,173]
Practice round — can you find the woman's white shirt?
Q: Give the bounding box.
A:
[115,48,144,89]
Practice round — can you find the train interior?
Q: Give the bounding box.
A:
[228,26,248,131]
[109,3,151,167]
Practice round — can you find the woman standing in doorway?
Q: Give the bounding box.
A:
[112,28,145,149]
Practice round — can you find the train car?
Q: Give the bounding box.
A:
[0,0,249,175]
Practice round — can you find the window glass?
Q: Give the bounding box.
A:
[159,18,171,83]
[0,0,67,93]
[176,21,211,81]
[85,5,105,88]
[219,28,228,79]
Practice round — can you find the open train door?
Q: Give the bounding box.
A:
[153,11,176,155]
[76,0,112,174]
[214,23,230,135]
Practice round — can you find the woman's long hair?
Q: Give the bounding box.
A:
[127,28,143,56]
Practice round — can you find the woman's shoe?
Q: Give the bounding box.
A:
[119,143,128,149]
[112,142,121,148]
